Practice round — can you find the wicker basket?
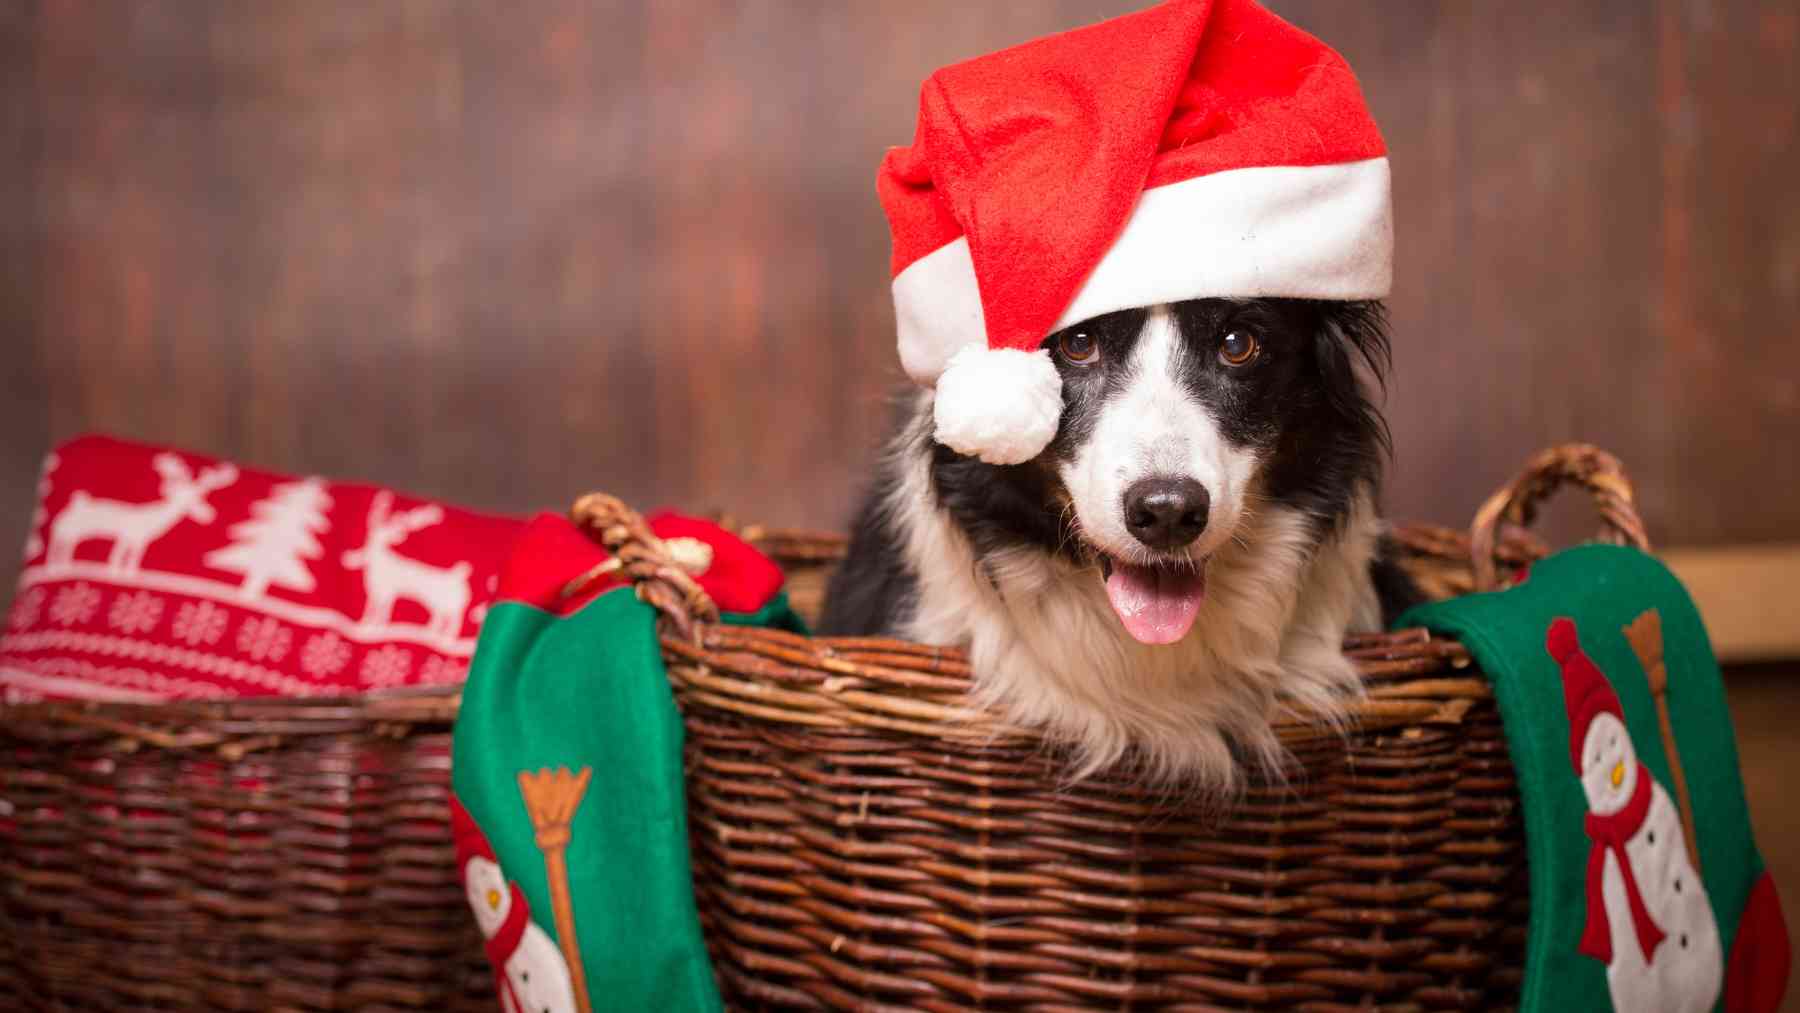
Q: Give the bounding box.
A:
[580,443,1642,1011]
[0,689,492,1011]
[0,443,1645,1010]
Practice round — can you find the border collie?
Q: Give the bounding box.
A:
[821,297,1418,789]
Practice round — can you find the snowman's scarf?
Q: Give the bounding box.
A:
[1580,765,1666,964]
[485,882,530,997]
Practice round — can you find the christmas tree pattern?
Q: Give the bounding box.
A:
[204,478,333,599]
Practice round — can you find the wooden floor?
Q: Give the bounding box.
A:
[1725,663,1800,1010]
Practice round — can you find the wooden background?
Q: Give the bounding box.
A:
[3,3,1798,996]
[2,0,1797,581]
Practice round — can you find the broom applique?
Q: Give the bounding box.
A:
[1623,609,1702,875]
[519,766,594,1013]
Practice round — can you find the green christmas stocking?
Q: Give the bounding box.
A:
[1402,545,1790,1013]
[450,510,802,1013]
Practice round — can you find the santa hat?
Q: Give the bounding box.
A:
[1547,617,1626,770]
[878,0,1392,464]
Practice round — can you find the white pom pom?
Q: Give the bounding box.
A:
[931,345,1062,465]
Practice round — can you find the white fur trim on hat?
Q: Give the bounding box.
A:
[932,345,1062,465]
[1053,157,1393,330]
[893,236,984,388]
[891,157,1392,387]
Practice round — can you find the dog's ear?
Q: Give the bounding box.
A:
[1311,299,1393,459]
[1314,299,1391,389]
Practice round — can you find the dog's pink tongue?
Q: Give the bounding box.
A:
[1103,563,1206,645]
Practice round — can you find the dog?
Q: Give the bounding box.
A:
[820,296,1420,790]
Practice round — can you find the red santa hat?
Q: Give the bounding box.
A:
[877,0,1393,464]
[1547,617,1627,770]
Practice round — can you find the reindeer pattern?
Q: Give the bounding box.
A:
[11,439,504,702]
[46,454,239,574]
[38,456,476,643]
[342,491,473,640]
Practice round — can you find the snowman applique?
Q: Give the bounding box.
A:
[452,800,579,1013]
[1550,617,1723,1012]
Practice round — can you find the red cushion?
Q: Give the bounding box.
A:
[1,434,525,701]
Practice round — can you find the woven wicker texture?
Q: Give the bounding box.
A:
[568,443,1635,1011]
[0,693,495,1011]
[0,443,1635,1010]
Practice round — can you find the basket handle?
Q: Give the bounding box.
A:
[1469,443,1650,592]
[568,493,719,640]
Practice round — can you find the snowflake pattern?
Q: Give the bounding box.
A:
[49,583,102,627]
[359,645,413,689]
[171,600,229,646]
[299,631,353,679]
[8,588,46,630]
[235,616,293,663]
[417,655,468,686]
[107,590,165,636]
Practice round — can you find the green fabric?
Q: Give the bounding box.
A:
[452,586,799,1013]
[722,591,809,635]
[1400,545,1763,1013]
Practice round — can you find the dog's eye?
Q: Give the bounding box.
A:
[1219,331,1259,367]
[1058,331,1099,364]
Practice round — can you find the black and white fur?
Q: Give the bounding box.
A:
[822,297,1419,790]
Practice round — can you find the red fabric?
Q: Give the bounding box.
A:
[644,511,784,615]
[495,515,615,616]
[495,512,785,617]
[1548,616,1626,769]
[1578,764,1667,964]
[482,882,530,1002]
[1726,872,1792,1013]
[1,435,525,701]
[450,794,496,862]
[877,0,1384,354]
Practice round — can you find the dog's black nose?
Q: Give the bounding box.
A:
[1123,477,1209,550]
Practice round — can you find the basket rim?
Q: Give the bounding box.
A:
[569,442,1643,747]
[0,686,460,754]
[663,621,1487,746]
[0,443,1644,755]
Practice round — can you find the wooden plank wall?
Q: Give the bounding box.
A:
[2,0,1797,602]
[5,7,1797,993]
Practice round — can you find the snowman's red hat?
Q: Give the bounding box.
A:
[451,799,536,1006]
[450,796,497,868]
[878,0,1392,464]
[1548,617,1626,769]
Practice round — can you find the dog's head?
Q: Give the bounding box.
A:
[934,297,1390,646]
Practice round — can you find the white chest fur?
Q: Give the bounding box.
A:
[891,445,1381,788]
